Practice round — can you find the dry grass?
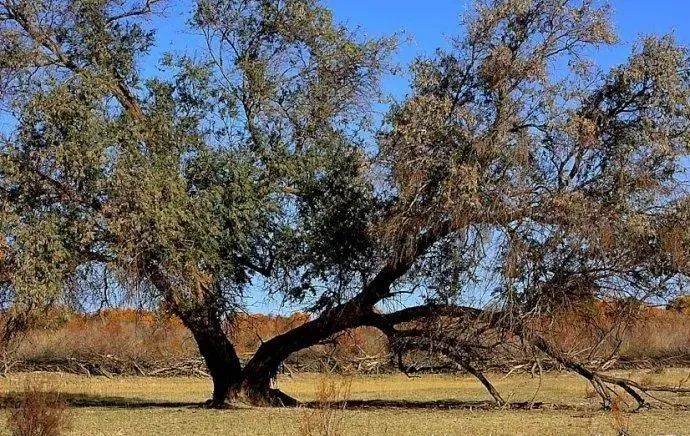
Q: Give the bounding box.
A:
[298,376,352,436]
[0,370,688,435]
[6,387,72,436]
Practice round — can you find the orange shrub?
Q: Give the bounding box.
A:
[5,303,690,374]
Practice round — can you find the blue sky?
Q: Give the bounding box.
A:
[152,0,690,103]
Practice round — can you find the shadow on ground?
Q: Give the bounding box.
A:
[0,393,574,411]
[2,394,685,412]
[301,399,584,411]
[0,393,201,409]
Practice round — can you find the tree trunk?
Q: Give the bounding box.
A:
[147,266,243,407]
[186,316,243,407]
[236,300,377,405]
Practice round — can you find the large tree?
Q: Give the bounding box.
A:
[2,0,690,409]
[0,0,393,406]
[231,0,690,406]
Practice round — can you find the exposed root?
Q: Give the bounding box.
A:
[203,398,234,409]
[232,387,299,407]
[265,388,299,407]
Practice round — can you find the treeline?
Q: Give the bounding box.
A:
[5,302,689,376]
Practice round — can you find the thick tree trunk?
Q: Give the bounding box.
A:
[186,316,243,407]
[147,266,243,407]
[236,300,378,405]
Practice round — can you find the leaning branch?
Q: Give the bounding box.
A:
[370,303,690,410]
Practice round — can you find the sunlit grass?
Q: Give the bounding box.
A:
[0,370,688,435]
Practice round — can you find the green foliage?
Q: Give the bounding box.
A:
[1,0,689,341]
[0,0,395,318]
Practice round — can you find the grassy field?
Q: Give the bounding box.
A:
[0,369,689,435]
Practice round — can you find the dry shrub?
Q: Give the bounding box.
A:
[229,313,310,354]
[619,308,690,360]
[298,376,352,436]
[5,305,690,376]
[333,328,388,361]
[544,302,690,363]
[668,295,690,314]
[9,310,388,375]
[15,310,197,367]
[6,387,72,436]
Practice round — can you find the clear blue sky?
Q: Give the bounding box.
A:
[152,0,690,103]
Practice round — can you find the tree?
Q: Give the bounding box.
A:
[0,0,263,405]
[2,0,690,410]
[0,0,394,406]
[232,0,690,406]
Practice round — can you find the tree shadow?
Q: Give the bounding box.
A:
[0,393,203,410]
[301,399,588,411]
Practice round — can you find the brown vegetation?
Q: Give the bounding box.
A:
[6,387,72,436]
[298,376,352,436]
[3,306,688,379]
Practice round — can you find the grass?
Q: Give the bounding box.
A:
[0,370,688,435]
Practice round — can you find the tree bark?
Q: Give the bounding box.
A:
[236,301,373,405]
[184,314,243,407]
[147,265,243,407]
[458,359,506,407]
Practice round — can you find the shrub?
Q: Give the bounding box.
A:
[6,387,72,436]
[298,376,352,436]
[609,396,631,436]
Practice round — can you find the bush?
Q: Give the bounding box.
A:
[298,376,352,436]
[6,387,72,436]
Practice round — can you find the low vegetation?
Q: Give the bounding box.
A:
[5,387,72,436]
[298,376,352,436]
[3,307,688,379]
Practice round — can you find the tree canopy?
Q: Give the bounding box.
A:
[1,0,689,408]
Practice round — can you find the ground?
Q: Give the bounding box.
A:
[1,369,689,435]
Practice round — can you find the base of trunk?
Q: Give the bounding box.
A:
[231,384,299,407]
[203,398,235,409]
